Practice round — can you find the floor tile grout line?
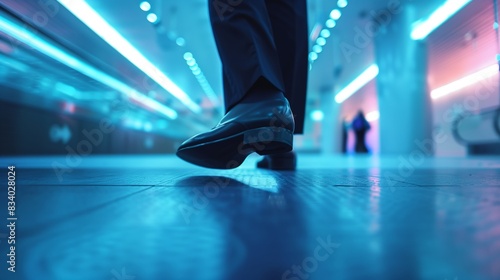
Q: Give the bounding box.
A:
[19,186,156,236]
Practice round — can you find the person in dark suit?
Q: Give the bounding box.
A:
[176,0,308,170]
[351,111,371,153]
[341,118,349,154]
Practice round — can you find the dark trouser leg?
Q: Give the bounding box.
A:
[265,0,308,134]
[209,0,286,112]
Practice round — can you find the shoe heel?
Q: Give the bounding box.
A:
[243,127,293,155]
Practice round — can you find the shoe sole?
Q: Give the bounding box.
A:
[176,127,293,169]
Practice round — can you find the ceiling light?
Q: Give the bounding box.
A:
[311,110,324,121]
[366,110,380,122]
[411,0,472,40]
[313,45,323,53]
[140,1,151,12]
[183,52,193,60]
[56,0,201,113]
[337,0,348,8]
[326,19,336,28]
[431,64,498,99]
[309,52,318,61]
[192,68,201,76]
[335,64,379,104]
[309,23,323,41]
[0,15,178,119]
[147,13,158,23]
[183,52,219,105]
[316,37,326,46]
[176,37,185,46]
[330,9,342,20]
[320,29,331,38]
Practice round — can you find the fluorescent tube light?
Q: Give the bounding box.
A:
[411,0,472,40]
[57,0,201,113]
[0,15,177,119]
[335,64,379,104]
[431,64,498,99]
[366,110,380,122]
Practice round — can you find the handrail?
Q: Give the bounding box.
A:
[452,106,500,145]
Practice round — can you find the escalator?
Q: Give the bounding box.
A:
[453,106,500,154]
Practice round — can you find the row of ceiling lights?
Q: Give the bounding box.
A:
[322,0,474,123]
[139,1,158,23]
[333,0,474,105]
[140,1,186,47]
[309,0,348,64]
[308,1,348,120]
[139,1,217,107]
[183,52,219,106]
[0,12,180,119]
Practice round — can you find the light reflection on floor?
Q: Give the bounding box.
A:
[0,155,499,280]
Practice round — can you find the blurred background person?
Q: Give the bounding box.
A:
[341,118,349,154]
[352,110,370,154]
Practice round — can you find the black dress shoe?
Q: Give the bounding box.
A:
[256,151,296,170]
[176,95,295,169]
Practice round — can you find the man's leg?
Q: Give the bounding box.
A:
[209,0,286,111]
[255,0,308,170]
[265,0,308,134]
[176,0,296,169]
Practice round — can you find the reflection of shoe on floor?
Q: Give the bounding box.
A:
[256,151,296,170]
[176,94,294,169]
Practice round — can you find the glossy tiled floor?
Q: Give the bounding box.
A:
[0,155,499,280]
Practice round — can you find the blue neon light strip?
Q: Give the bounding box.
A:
[335,64,379,104]
[57,0,200,113]
[411,0,472,40]
[0,15,178,119]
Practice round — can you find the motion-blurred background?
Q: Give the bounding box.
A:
[0,0,498,157]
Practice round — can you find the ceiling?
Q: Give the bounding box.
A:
[0,0,449,137]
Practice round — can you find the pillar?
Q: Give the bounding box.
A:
[375,4,432,155]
